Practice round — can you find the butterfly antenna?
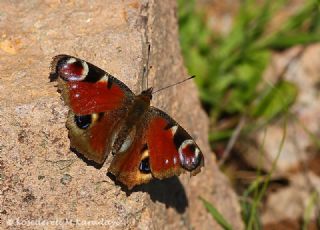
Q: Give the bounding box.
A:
[142,44,151,90]
[152,75,196,94]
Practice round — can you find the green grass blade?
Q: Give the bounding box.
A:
[199,197,234,230]
[265,33,320,49]
[302,191,319,230]
[251,81,298,121]
[247,116,288,230]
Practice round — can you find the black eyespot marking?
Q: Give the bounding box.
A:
[107,77,113,89]
[74,114,92,129]
[139,157,151,174]
[178,140,203,171]
[173,127,186,150]
[97,112,104,122]
[83,62,106,83]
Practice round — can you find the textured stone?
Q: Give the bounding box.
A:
[0,1,243,229]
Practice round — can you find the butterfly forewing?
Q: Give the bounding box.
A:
[51,55,134,164]
[51,54,134,114]
[146,108,204,178]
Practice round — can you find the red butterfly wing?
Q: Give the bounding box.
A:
[51,55,134,164]
[108,108,204,189]
[147,108,204,178]
[66,110,124,164]
[51,54,134,114]
[108,124,153,189]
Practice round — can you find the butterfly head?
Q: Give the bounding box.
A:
[140,87,153,101]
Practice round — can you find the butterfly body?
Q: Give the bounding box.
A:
[51,54,204,189]
[109,88,152,155]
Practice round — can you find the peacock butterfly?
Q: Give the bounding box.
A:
[50,54,204,189]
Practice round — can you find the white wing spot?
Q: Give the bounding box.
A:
[99,74,109,83]
[119,135,133,153]
[173,157,177,165]
[194,147,200,163]
[66,58,76,64]
[81,61,89,78]
[170,125,178,135]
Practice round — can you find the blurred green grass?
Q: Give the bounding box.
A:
[178,0,320,229]
[178,0,320,144]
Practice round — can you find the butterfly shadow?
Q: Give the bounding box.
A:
[72,148,104,169]
[108,173,188,214]
[71,148,188,213]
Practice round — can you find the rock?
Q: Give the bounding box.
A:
[0,1,243,229]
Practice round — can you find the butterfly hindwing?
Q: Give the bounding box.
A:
[108,124,153,189]
[66,110,125,164]
[108,107,204,189]
[51,55,134,164]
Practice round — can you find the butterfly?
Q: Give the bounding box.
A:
[50,54,204,189]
